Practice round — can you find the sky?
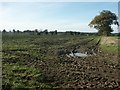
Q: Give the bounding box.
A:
[0,2,119,32]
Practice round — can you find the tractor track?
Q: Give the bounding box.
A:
[2,35,120,89]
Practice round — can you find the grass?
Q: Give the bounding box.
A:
[100,45,119,55]
[2,34,120,89]
[100,36,119,55]
[2,63,52,89]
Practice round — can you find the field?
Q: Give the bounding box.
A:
[2,34,120,89]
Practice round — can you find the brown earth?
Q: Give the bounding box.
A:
[2,35,120,89]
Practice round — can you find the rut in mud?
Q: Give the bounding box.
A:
[33,37,119,88]
[2,35,120,89]
[56,38,101,57]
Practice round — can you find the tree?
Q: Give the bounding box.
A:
[50,31,54,35]
[34,29,38,33]
[2,29,6,33]
[54,30,57,35]
[13,29,16,33]
[70,31,74,35]
[16,30,20,33]
[89,10,119,36]
[43,29,48,35]
[34,29,38,35]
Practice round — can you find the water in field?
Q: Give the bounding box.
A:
[69,52,87,57]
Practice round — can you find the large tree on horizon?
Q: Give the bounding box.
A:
[89,10,119,36]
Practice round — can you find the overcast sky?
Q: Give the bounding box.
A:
[0,2,118,32]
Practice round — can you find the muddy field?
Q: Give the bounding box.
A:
[2,34,120,89]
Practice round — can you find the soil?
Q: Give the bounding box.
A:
[2,35,120,89]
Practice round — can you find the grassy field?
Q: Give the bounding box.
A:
[2,34,120,89]
[99,36,120,57]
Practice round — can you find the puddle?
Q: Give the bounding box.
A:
[68,52,87,57]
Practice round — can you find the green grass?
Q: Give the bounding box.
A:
[2,63,52,89]
[100,45,119,55]
[99,36,119,55]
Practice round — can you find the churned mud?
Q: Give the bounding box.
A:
[2,35,120,89]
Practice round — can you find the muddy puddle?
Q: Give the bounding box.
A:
[67,52,87,57]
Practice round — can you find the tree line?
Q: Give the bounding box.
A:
[1,29,100,36]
